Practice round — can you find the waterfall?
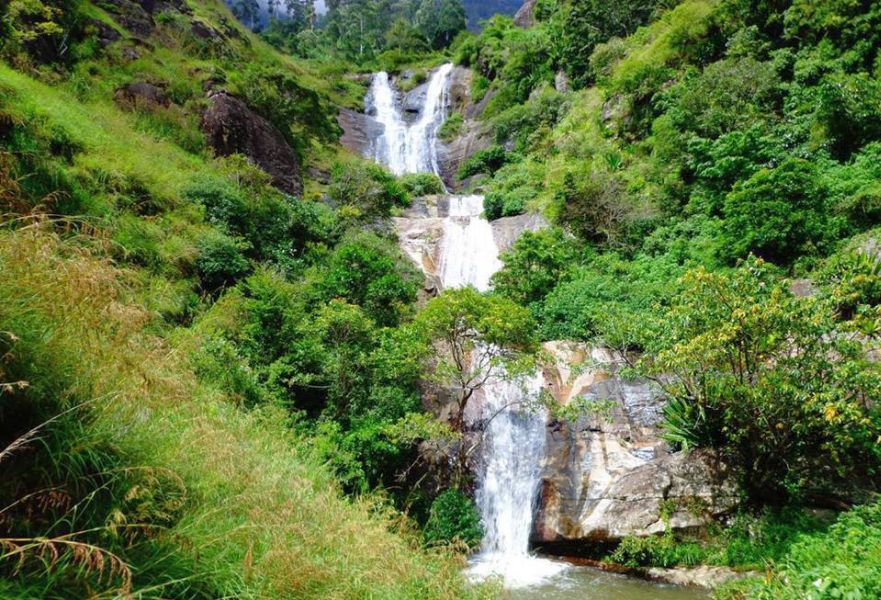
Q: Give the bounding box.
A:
[366,63,565,589]
[368,63,453,176]
[439,195,501,291]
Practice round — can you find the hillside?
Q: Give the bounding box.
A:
[0,1,486,598]
[463,0,522,29]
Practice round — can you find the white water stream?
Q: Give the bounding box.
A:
[369,63,453,176]
[365,64,566,588]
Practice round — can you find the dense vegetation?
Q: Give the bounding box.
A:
[454,0,881,596]
[0,0,492,597]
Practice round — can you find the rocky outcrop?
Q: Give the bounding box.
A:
[201,90,302,196]
[531,344,738,552]
[438,67,493,189]
[646,565,755,589]
[514,0,537,27]
[114,82,171,109]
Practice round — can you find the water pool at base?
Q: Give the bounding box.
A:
[504,564,710,600]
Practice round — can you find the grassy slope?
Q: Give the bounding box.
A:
[0,1,490,598]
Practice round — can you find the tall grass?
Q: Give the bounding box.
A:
[0,223,492,599]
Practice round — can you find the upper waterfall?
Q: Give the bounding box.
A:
[368,63,453,176]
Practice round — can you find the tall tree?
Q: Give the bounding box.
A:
[415,0,466,48]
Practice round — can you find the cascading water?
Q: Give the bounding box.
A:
[366,63,565,589]
[368,63,453,176]
[439,195,501,291]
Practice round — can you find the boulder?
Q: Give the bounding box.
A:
[531,344,738,552]
[114,82,171,109]
[201,90,303,196]
[100,0,155,37]
[89,19,122,47]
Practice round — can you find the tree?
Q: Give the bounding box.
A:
[491,227,579,308]
[641,258,881,504]
[558,0,664,87]
[415,0,466,49]
[231,0,260,29]
[413,288,538,432]
[720,159,840,265]
[413,288,538,486]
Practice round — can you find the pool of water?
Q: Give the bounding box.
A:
[504,565,710,600]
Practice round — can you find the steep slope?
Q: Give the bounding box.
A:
[0,1,488,598]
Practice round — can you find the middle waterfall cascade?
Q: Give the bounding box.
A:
[439,195,502,291]
[366,63,566,588]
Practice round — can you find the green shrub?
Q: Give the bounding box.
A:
[492,228,579,306]
[399,172,445,196]
[457,145,510,180]
[731,502,881,599]
[483,188,529,220]
[329,161,409,217]
[438,112,464,142]
[720,159,842,265]
[642,258,881,503]
[423,489,483,549]
[195,230,251,293]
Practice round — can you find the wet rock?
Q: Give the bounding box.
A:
[393,195,546,291]
[531,344,738,548]
[338,108,384,157]
[201,90,302,196]
[646,565,755,589]
[402,83,429,121]
[114,82,171,109]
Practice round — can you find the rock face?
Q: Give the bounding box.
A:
[438,67,493,189]
[531,343,738,552]
[201,90,303,196]
[338,107,384,158]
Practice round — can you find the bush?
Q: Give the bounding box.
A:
[329,161,409,217]
[318,233,420,328]
[720,159,841,265]
[399,172,445,197]
[731,502,881,599]
[195,230,251,293]
[641,258,881,503]
[438,112,464,142]
[423,489,483,549]
[492,228,579,306]
[483,188,527,220]
[457,145,511,180]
